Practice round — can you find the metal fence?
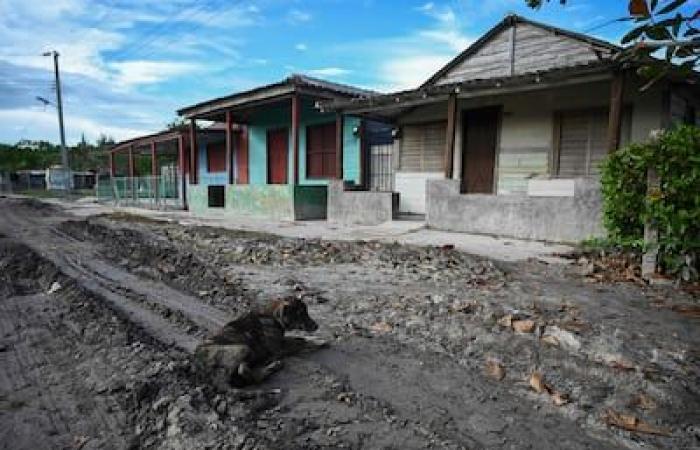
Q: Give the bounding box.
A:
[369,143,395,192]
[97,173,184,209]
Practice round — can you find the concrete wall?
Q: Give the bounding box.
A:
[187,183,325,220]
[426,178,604,243]
[327,180,397,225]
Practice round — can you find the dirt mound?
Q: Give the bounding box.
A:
[0,240,61,295]
[59,219,254,315]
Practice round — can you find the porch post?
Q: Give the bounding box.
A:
[189,119,198,184]
[444,93,457,179]
[178,134,187,209]
[151,141,158,199]
[128,145,135,199]
[291,94,300,185]
[335,113,344,180]
[109,151,115,177]
[607,71,625,153]
[225,110,233,185]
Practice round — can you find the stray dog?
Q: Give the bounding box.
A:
[194,297,319,390]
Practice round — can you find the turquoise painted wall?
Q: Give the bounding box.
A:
[192,99,361,188]
[245,98,361,186]
[197,134,227,186]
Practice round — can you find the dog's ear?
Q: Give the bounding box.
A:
[272,299,289,324]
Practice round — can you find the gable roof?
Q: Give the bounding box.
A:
[422,14,621,88]
[178,74,375,119]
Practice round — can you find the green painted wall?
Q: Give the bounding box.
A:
[226,184,295,219]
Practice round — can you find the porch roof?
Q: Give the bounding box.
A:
[110,128,186,155]
[177,74,375,121]
[320,61,618,120]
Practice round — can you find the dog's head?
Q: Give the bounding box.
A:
[271,297,318,332]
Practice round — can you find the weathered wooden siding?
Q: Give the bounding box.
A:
[436,23,605,86]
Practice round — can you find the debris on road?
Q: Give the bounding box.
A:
[602,409,671,436]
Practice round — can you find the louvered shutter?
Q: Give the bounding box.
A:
[399,122,446,171]
[558,109,608,177]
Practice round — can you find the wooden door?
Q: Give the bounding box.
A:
[461,107,500,193]
[267,128,288,184]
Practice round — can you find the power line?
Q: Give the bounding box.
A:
[108,0,220,61]
[134,0,240,60]
[583,16,632,34]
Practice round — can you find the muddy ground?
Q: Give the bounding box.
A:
[0,197,698,450]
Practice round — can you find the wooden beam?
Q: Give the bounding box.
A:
[508,23,516,76]
[335,113,344,179]
[291,94,300,185]
[444,94,457,179]
[189,119,198,184]
[607,71,625,153]
[225,110,233,185]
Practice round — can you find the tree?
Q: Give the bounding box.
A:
[527,0,699,85]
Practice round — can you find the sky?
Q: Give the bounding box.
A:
[0,0,695,145]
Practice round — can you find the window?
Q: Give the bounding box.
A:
[399,122,446,172]
[207,141,226,173]
[557,109,607,177]
[306,122,337,178]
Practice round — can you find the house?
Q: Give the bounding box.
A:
[323,14,699,242]
[176,74,388,220]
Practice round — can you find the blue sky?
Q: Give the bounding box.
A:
[0,0,695,145]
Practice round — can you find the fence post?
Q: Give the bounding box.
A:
[642,167,659,280]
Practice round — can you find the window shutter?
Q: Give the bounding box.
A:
[399,122,446,172]
[558,109,607,177]
[306,122,337,178]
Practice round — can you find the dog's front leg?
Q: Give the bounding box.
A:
[238,360,284,384]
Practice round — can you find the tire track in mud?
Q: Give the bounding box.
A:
[0,207,221,354]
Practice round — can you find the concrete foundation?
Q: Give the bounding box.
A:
[187,184,327,220]
[327,180,398,225]
[426,178,605,243]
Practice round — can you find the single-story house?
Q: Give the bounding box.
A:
[322,14,699,242]
[176,74,390,220]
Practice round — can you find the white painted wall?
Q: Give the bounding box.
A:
[395,172,443,214]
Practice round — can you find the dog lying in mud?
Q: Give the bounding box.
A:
[194,297,320,390]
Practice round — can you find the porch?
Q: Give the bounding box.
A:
[324,65,667,242]
[106,129,190,210]
[178,75,370,220]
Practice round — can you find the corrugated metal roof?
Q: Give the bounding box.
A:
[177,74,375,118]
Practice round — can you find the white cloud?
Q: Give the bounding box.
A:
[0,108,149,144]
[306,67,351,78]
[378,55,452,90]
[109,60,198,87]
[295,43,308,51]
[287,9,312,24]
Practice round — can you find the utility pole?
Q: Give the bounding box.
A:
[43,50,68,169]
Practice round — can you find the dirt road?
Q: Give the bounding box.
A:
[0,197,698,449]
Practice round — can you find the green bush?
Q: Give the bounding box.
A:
[600,124,700,279]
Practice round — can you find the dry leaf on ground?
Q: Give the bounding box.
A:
[540,335,560,346]
[485,359,506,381]
[512,319,536,333]
[529,372,549,394]
[629,393,657,411]
[602,409,671,436]
[369,321,393,334]
[497,314,513,328]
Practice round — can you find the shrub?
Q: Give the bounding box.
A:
[599,124,700,280]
